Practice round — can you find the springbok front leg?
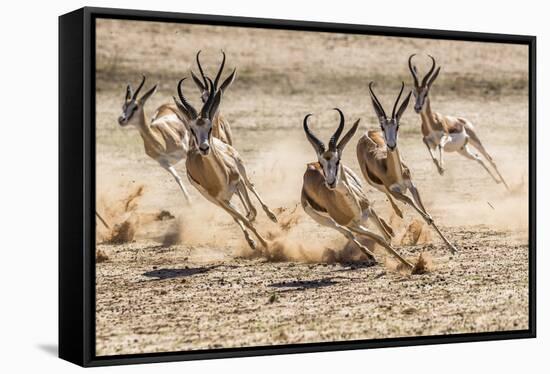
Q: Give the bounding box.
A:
[366,207,395,240]
[231,216,257,250]
[217,200,269,249]
[236,182,257,222]
[383,191,404,219]
[235,160,278,223]
[302,202,376,262]
[423,137,444,175]
[348,225,413,270]
[164,165,191,203]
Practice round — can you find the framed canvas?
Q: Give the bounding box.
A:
[59,6,536,367]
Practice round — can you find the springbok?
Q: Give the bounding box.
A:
[357,82,457,254]
[408,54,509,190]
[118,75,191,202]
[190,50,236,145]
[301,108,414,270]
[173,78,277,250]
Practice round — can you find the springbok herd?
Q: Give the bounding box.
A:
[115,51,509,270]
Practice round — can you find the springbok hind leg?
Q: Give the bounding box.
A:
[235,160,278,223]
[458,146,501,185]
[468,139,510,191]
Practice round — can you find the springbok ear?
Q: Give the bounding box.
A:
[220,68,237,91]
[396,91,412,121]
[337,119,360,152]
[139,84,157,104]
[427,66,441,88]
[191,71,206,91]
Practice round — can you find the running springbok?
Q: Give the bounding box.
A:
[190,50,236,145]
[408,54,509,190]
[173,78,277,250]
[357,82,457,254]
[301,108,414,269]
[118,75,191,202]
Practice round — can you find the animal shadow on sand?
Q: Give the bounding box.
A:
[269,278,338,291]
[143,265,220,280]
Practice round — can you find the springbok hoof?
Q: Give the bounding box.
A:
[266,210,278,223]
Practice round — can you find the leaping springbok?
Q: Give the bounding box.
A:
[408,54,509,190]
[190,50,236,145]
[118,75,191,203]
[173,78,277,250]
[301,108,414,270]
[357,82,457,254]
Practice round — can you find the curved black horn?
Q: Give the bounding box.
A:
[196,50,208,88]
[132,75,146,100]
[368,82,387,119]
[408,54,420,87]
[303,114,325,154]
[391,82,405,119]
[176,78,198,119]
[201,78,216,119]
[421,55,437,87]
[329,108,345,151]
[125,85,132,102]
[214,50,226,90]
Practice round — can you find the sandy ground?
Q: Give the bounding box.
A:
[94,19,530,356]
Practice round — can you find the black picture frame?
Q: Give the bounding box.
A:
[59,6,537,367]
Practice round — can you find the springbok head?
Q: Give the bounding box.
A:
[303,108,360,190]
[368,81,412,151]
[173,77,222,156]
[408,54,441,113]
[118,75,157,126]
[190,50,236,104]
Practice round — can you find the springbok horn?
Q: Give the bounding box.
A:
[329,108,345,151]
[421,55,437,87]
[125,85,132,102]
[132,75,146,101]
[392,82,405,119]
[303,114,325,154]
[176,78,198,119]
[201,78,216,119]
[196,50,208,89]
[408,54,420,87]
[214,50,226,90]
[368,82,387,120]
